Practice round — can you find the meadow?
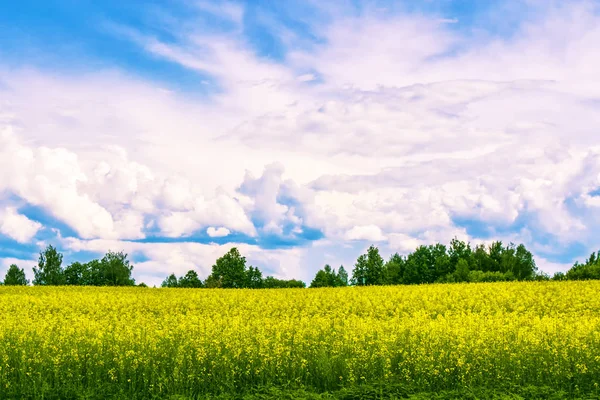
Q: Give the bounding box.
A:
[1,281,600,399]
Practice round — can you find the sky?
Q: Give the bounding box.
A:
[1,0,600,287]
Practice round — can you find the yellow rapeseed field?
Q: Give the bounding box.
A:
[1,281,600,398]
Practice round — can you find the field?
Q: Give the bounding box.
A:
[1,282,600,399]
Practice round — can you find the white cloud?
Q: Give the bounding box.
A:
[0,124,257,241]
[206,226,230,237]
[344,225,386,242]
[156,193,257,238]
[533,256,574,276]
[297,73,316,82]
[0,207,42,243]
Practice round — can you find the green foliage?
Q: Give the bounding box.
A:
[81,259,102,285]
[179,270,204,288]
[3,264,28,285]
[362,239,540,286]
[310,268,329,288]
[98,251,136,286]
[351,254,367,286]
[453,258,470,282]
[310,265,348,288]
[18,238,600,291]
[449,238,472,267]
[383,253,405,285]
[162,273,180,288]
[502,243,537,280]
[245,266,263,289]
[162,270,205,288]
[431,243,452,279]
[553,272,566,281]
[403,245,435,284]
[263,277,306,288]
[207,248,250,288]
[534,272,551,281]
[566,251,600,280]
[63,251,135,286]
[468,270,515,283]
[351,245,385,286]
[33,244,65,285]
[364,245,385,285]
[488,241,504,271]
[203,248,265,289]
[337,266,348,287]
[64,261,89,285]
[204,274,221,288]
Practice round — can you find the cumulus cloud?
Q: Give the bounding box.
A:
[0,124,258,241]
[0,128,116,239]
[157,193,257,237]
[344,225,386,242]
[207,227,231,237]
[0,207,42,243]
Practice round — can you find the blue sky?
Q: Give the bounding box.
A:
[1,0,600,286]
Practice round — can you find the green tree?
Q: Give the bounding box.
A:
[178,270,203,288]
[310,264,339,288]
[161,273,179,288]
[488,241,504,272]
[513,243,537,280]
[383,253,405,285]
[352,245,385,286]
[33,244,65,285]
[552,271,566,281]
[96,251,135,286]
[351,254,367,286]
[245,266,263,289]
[83,259,103,286]
[468,270,515,282]
[453,258,470,282]
[470,244,490,271]
[3,264,28,286]
[203,274,220,288]
[431,243,452,281]
[403,245,433,284]
[365,245,385,285]
[337,265,349,287]
[64,262,89,285]
[566,251,600,280]
[262,276,280,288]
[310,269,329,288]
[263,276,306,288]
[284,279,306,288]
[207,248,249,288]
[449,238,472,267]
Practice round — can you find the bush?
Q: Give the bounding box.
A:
[468,270,515,283]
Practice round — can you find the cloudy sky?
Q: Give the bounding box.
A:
[1,0,600,286]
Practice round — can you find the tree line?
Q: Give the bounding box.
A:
[1,245,137,287]
[2,240,600,287]
[160,247,306,289]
